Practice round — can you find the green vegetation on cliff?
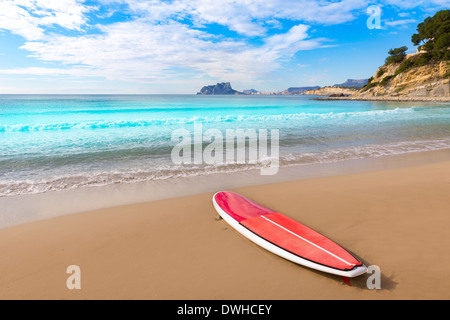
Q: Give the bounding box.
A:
[412,9,450,61]
[385,46,408,64]
[361,10,449,93]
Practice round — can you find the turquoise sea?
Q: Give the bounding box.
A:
[1,94,449,197]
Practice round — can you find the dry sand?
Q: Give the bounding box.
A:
[0,160,449,299]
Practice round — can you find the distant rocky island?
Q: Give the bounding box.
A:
[197,82,244,95]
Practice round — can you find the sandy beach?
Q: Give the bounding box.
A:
[0,154,449,300]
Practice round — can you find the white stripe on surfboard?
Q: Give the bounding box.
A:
[260,215,355,267]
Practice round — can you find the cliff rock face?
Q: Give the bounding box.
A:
[354,60,449,98]
[197,82,243,95]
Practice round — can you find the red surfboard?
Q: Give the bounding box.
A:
[213,191,367,277]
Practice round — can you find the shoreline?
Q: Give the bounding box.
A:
[312,96,450,102]
[0,152,449,299]
[1,148,449,230]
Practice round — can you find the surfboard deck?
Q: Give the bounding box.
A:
[213,191,367,277]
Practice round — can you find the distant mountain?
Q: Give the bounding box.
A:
[333,79,368,88]
[281,86,320,94]
[243,89,259,95]
[196,82,243,95]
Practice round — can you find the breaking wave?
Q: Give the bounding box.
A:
[0,108,416,132]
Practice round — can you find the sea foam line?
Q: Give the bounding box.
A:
[0,108,415,132]
[1,136,448,197]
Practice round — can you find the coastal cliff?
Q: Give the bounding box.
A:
[197,82,243,95]
[316,10,450,102]
[353,60,449,98]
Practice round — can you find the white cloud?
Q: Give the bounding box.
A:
[116,0,368,36]
[382,0,450,9]
[0,66,93,76]
[82,0,369,38]
[0,0,446,90]
[1,0,346,84]
[384,18,418,27]
[0,0,93,40]
[18,20,325,83]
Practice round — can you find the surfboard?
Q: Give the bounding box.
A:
[212,191,367,277]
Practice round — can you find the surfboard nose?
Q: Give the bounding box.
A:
[214,191,275,222]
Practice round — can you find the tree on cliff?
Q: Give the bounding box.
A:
[385,46,408,64]
[411,9,450,60]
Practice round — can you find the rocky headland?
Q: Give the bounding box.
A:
[197,82,244,95]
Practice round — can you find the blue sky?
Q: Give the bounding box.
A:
[0,0,448,94]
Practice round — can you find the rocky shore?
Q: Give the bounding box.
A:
[313,96,450,102]
[302,86,357,96]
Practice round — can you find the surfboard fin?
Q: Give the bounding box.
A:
[342,276,351,286]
